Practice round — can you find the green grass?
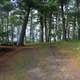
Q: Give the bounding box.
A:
[25,40,80,47]
[51,40,80,65]
[24,40,80,58]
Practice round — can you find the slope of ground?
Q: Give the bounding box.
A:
[0,41,80,80]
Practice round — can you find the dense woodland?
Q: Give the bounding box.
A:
[0,0,80,46]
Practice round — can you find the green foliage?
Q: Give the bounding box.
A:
[0,0,10,5]
[48,0,57,7]
[0,0,80,45]
[0,31,8,37]
[2,3,13,12]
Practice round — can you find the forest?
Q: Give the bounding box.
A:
[0,0,80,80]
[0,0,80,46]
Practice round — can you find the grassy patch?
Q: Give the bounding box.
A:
[25,40,80,48]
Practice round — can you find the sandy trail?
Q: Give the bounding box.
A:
[0,47,79,80]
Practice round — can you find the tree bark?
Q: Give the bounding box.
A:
[30,9,34,42]
[6,16,9,43]
[76,0,80,39]
[61,1,66,40]
[48,11,52,42]
[17,7,30,46]
[40,13,44,42]
[44,15,48,42]
[73,16,76,39]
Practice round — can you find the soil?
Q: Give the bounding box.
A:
[0,46,79,80]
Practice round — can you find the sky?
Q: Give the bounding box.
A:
[11,0,17,3]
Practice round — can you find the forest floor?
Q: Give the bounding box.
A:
[0,41,80,80]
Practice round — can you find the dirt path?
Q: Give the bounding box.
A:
[0,47,80,80]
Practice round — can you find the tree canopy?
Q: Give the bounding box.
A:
[0,0,80,45]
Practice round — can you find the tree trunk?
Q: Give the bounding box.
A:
[11,24,14,44]
[17,7,30,46]
[6,16,9,43]
[44,15,48,42]
[40,13,44,42]
[73,16,76,39]
[76,0,80,39]
[30,9,34,42]
[1,17,4,41]
[61,2,66,40]
[48,11,52,42]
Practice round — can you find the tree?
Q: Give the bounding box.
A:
[17,7,30,45]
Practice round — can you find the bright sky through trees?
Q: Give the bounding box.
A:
[11,0,17,3]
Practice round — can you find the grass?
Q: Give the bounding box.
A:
[24,40,80,48]
[51,40,80,66]
[23,40,80,63]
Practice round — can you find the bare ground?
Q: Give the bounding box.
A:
[0,46,80,80]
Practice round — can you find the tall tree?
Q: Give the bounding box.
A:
[60,0,66,40]
[76,0,80,39]
[17,7,30,45]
